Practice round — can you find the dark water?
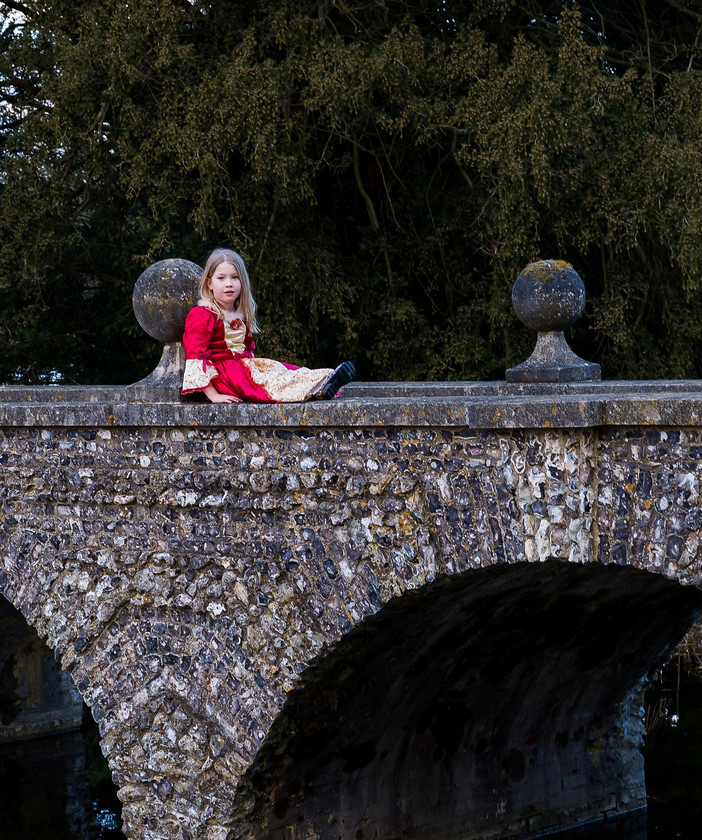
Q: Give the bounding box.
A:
[0,673,701,840]
[644,668,702,840]
[0,724,123,840]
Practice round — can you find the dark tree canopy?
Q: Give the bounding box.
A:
[1,0,702,384]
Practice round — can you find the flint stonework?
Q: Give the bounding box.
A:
[0,386,702,840]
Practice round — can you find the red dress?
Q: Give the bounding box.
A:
[181,303,334,403]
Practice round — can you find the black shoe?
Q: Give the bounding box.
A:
[320,361,355,399]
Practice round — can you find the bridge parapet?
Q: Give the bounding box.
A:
[2,377,702,425]
[1,384,702,840]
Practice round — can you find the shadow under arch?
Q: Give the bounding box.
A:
[0,594,82,741]
[232,560,702,840]
[0,594,124,839]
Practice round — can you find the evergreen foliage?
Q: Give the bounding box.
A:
[1,0,702,384]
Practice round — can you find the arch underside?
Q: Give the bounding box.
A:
[0,597,83,742]
[233,561,702,840]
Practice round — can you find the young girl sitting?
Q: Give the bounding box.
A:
[182,248,355,403]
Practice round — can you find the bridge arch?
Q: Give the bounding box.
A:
[233,560,702,840]
[1,393,702,839]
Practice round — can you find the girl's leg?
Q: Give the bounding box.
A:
[211,364,278,403]
[318,361,356,399]
[208,359,353,403]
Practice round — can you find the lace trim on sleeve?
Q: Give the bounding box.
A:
[182,358,218,393]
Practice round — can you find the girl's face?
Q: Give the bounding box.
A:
[207,261,241,311]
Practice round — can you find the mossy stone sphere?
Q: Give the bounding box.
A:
[512,260,585,332]
[133,259,202,343]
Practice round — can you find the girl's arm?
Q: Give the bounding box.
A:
[181,307,221,394]
[245,325,256,356]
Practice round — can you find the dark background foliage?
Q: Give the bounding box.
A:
[1,0,702,384]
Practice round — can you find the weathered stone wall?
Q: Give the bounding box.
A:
[1,385,702,840]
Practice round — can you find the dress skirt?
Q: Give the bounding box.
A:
[201,357,334,403]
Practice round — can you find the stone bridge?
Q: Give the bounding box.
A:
[3,379,702,840]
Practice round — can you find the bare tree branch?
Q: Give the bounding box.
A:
[0,1,31,18]
[662,0,702,22]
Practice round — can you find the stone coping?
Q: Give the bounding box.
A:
[0,380,701,428]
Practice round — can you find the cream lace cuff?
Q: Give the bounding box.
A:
[182,358,218,393]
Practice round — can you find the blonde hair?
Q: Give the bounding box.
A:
[199,248,260,333]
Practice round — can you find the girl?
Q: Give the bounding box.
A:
[182,248,355,403]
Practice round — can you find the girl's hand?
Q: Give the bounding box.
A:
[204,385,242,403]
[211,393,242,403]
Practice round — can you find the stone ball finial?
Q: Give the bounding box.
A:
[132,258,203,344]
[506,259,600,383]
[511,260,585,333]
[128,258,204,399]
